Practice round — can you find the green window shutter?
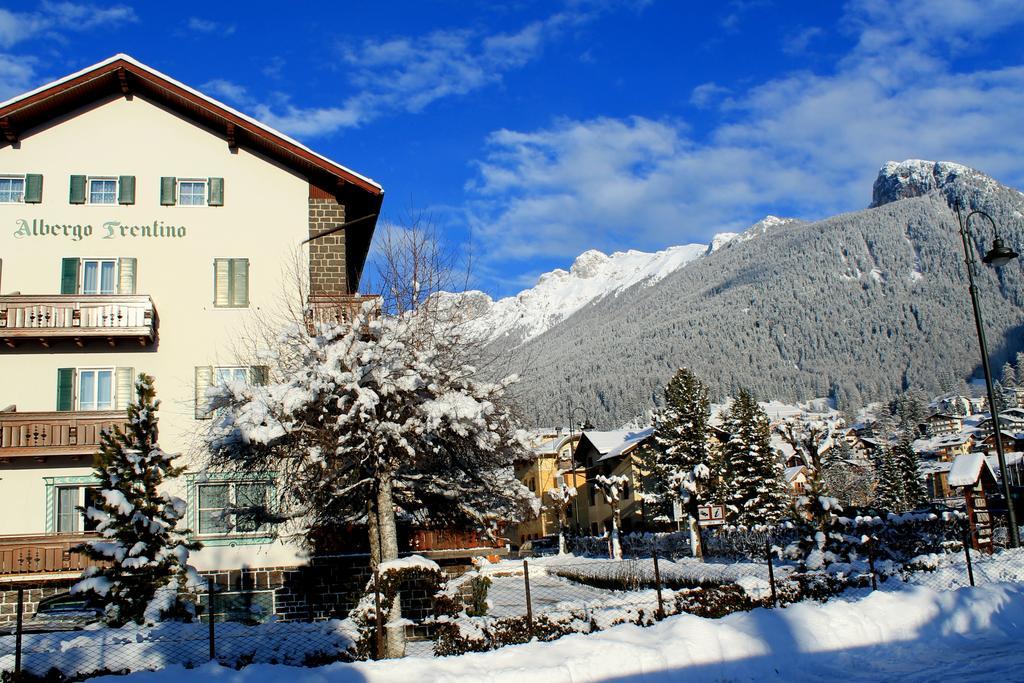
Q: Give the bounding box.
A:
[160,177,176,206]
[23,174,43,203]
[60,258,80,294]
[195,366,214,419]
[118,175,136,205]
[56,368,75,411]
[208,177,224,206]
[117,257,137,294]
[69,175,86,204]
[250,366,269,386]
[114,367,135,410]
[232,258,249,307]
[213,259,231,307]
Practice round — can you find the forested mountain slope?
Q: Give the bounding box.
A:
[501,160,1024,427]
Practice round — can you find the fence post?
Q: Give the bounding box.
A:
[867,536,877,591]
[523,559,534,638]
[373,569,385,660]
[963,530,976,587]
[652,542,665,620]
[207,581,216,662]
[765,540,778,607]
[14,587,24,675]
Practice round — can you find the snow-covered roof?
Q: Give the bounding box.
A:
[582,427,655,462]
[784,465,807,482]
[949,453,994,487]
[0,54,383,193]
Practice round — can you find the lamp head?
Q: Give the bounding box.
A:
[983,237,1019,268]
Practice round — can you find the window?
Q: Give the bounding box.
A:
[178,180,207,206]
[55,486,99,533]
[88,178,117,205]
[0,176,24,203]
[197,481,272,536]
[216,367,250,385]
[213,258,249,307]
[81,259,117,295]
[198,590,274,624]
[78,368,114,410]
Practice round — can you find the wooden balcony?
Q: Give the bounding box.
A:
[0,294,156,349]
[0,409,125,461]
[0,533,105,579]
[305,294,381,332]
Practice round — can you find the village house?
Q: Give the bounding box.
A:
[0,55,391,621]
[513,429,580,545]
[573,428,655,535]
[922,412,964,437]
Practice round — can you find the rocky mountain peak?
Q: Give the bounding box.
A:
[870,159,992,208]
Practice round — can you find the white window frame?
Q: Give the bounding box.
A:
[77,367,115,411]
[196,480,273,537]
[80,258,118,295]
[55,485,100,533]
[215,366,251,385]
[177,179,208,207]
[86,176,118,205]
[0,175,25,204]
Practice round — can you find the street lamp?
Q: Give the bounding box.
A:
[955,204,1020,548]
[564,398,591,531]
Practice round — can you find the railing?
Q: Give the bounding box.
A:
[0,533,103,577]
[408,529,505,552]
[305,294,381,332]
[0,410,125,459]
[0,294,156,347]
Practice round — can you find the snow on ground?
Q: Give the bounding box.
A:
[88,583,1024,682]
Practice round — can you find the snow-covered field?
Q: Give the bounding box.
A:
[88,583,1024,682]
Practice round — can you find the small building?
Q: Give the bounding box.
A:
[784,465,809,496]
[922,413,964,437]
[949,452,1000,551]
[574,427,655,535]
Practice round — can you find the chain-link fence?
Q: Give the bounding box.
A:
[3,525,1023,679]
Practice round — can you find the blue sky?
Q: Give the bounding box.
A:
[2,1,1024,297]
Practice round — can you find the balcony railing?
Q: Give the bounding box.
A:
[0,533,105,578]
[0,409,125,460]
[0,294,156,348]
[305,294,381,332]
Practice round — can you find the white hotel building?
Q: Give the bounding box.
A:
[0,55,384,620]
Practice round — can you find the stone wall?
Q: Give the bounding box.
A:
[0,579,74,625]
[308,196,348,297]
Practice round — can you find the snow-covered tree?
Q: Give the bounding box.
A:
[207,224,536,657]
[646,367,714,557]
[72,374,201,626]
[721,390,788,526]
[872,394,927,512]
[545,475,577,555]
[821,438,875,507]
[595,474,629,559]
[778,415,835,529]
[1002,362,1017,388]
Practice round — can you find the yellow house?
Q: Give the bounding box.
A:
[513,430,584,545]
[574,428,655,535]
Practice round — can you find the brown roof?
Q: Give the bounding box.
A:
[0,54,383,197]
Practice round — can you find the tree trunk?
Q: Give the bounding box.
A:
[374,477,405,658]
[610,503,622,560]
[687,513,703,560]
[557,506,567,555]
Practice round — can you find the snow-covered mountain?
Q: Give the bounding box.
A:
[449,243,706,347]
[450,217,797,348]
[501,160,1024,427]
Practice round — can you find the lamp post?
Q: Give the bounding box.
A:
[955,204,1020,548]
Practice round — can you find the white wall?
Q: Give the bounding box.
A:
[0,94,315,569]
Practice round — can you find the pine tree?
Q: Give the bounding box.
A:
[647,368,713,556]
[1002,362,1017,388]
[892,440,927,509]
[873,445,904,511]
[721,390,788,526]
[72,374,201,626]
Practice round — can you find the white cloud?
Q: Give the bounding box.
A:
[187,17,235,36]
[0,3,136,48]
[201,79,254,107]
[242,6,611,137]
[466,0,1024,270]
[0,53,36,100]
